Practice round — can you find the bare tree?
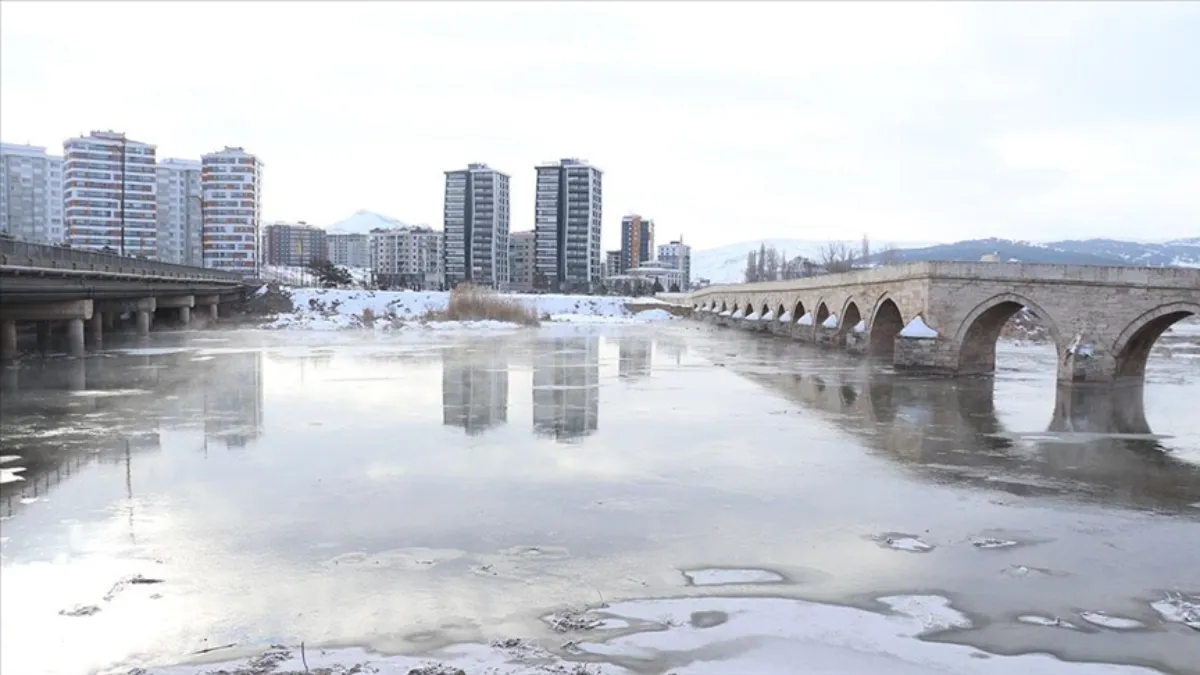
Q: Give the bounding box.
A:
[763,246,780,282]
[820,242,857,274]
[744,250,758,283]
[861,233,871,265]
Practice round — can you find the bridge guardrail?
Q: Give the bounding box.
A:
[0,239,246,283]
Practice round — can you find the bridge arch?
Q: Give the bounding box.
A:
[1111,301,1200,378]
[954,293,1062,375]
[791,299,806,323]
[839,299,863,336]
[814,300,831,326]
[776,303,787,321]
[868,295,905,357]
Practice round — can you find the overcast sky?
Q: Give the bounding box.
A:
[2,1,1196,250]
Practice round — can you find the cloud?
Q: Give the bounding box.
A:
[1,1,1196,247]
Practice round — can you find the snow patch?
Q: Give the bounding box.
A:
[1150,592,1200,630]
[1078,612,1145,630]
[853,320,867,333]
[899,316,939,339]
[821,313,839,328]
[777,311,792,322]
[797,312,814,326]
[1017,615,1080,630]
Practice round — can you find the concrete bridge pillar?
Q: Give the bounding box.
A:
[157,295,195,328]
[103,312,115,331]
[88,312,103,346]
[95,298,155,337]
[1,320,16,361]
[195,295,220,322]
[66,317,85,358]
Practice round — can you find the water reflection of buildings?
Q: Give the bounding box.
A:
[0,349,266,515]
[618,338,653,381]
[202,351,265,448]
[734,339,1200,513]
[533,337,600,443]
[441,344,509,435]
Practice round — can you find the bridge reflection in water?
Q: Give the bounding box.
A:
[732,339,1200,514]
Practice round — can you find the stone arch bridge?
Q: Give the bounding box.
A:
[685,261,1200,385]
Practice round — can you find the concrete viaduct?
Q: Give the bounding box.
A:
[684,261,1200,386]
[0,239,248,360]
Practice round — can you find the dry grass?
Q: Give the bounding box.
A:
[432,284,540,326]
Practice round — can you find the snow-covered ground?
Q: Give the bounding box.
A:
[132,593,1159,675]
[264,288,675,331]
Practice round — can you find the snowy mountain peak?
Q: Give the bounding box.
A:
[327,210,423,234]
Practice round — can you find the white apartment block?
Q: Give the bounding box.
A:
[534,158,603,291]
[202,147,262,276]
[508,230,536,292]
[327,231,369,268]
[443,163,510,289]
[0,143,64,244]
[657,239,692,290]
[63,131,157,256]
[156,158,203,266]
[370,226,445,290]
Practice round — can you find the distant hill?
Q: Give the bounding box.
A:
[867,237,1200,268]
[693,236,1200,284]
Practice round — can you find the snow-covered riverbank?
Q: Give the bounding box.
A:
[262,288,679,331]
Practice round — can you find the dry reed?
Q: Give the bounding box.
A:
[433,284,540,326]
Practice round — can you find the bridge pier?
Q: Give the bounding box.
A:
[87,312,103,347]
[195,295,220,322]
[1,320,16,361]
[157,295,195,328]
[96,298,157,337]
[66,317,85,358]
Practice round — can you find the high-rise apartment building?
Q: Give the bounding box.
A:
[63,131,157,256]
[534,158,603,291]
[327,231,370,268]
[263,222,327,267]
[370,226,444,290]
[657,239,692,290]
[155,158,203,265]
[508,230,536,292]
[443,163,510,289]
[0,143,64,244]
[620,214,654,273]
[202,147,261,276]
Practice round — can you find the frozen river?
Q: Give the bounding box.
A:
[1,324,1198,675]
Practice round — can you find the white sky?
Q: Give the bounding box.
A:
[2,1,1197,249]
